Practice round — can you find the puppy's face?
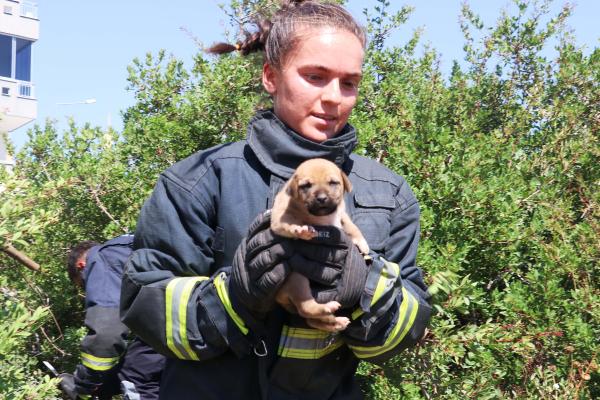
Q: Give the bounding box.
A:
[287,159,352,217]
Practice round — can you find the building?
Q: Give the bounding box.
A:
[0,0,38,168]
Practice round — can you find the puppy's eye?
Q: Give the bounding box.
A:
[299,183,312,191]
[329,180,340,187]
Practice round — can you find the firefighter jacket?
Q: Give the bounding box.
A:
[121,110,432,400]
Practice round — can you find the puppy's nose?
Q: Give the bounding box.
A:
[316,193,329,204]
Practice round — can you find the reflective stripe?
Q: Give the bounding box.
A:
[214,272,248,335]
[80,352,120,371]
[165,276,208,360]
[348,287,419,359]
[352,258,400,320]
[121,380,141,400]
[278,325,343,359]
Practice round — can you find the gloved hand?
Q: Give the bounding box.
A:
[230,210,294,316]
[288,225,371,310]
[58,373,79,400]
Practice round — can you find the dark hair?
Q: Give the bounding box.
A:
[66,240,99,287]
[206,0,366,69]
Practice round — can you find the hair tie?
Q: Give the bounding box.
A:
[234,43,241,51]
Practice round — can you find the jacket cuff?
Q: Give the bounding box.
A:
[343,257,431,363]
[194,270,268,358]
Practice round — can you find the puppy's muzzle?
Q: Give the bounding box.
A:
[307,194,338,216]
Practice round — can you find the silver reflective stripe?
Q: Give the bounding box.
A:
[352,258,400,320]
[165,277,208,360]
[121,380,140,400]
[278,326,343,359]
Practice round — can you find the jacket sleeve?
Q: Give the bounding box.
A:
[73,250,130,395]
[343,182,431,364]
[120,173,255,361]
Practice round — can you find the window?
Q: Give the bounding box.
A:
[1,87,9,96]
[0,36,33,81]
[20,1,38,19]
[0,35,12,78]
[18,83,31,97]
[16,38,31,81]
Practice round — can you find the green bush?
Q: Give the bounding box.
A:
[0,277,61,399]
[0,0,597,398]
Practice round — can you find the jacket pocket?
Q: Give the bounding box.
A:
[352,192,395,252]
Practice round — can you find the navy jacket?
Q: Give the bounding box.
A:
[121,110,431,399]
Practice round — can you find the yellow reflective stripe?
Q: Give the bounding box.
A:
[80,352,119,364]
[80,352,120,371]
[165,276,208,360]
[179,278,205,360]
[281,325,331,339]
[278,326,343,359]
[352,259,400,320]
[214,272,249,335]
[279,343,344,359]
[165,278,184,359]
[348,288,419,359]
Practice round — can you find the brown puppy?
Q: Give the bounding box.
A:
[271,158,369,331]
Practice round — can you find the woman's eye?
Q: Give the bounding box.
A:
[342,80,357,90]
[306,74,323,82]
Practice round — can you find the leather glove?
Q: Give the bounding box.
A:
[288,225,370,310]
[230,210,294,315]
[58,373,79,400]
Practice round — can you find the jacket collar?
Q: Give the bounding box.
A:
[247,110,358,179]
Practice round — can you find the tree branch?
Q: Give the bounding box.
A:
[1,244,41,271]
[89,186,128,234]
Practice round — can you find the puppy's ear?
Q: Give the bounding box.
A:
[341,171,352,193]
[286,174,298,198]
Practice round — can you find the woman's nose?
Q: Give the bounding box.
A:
[321,79,342,104]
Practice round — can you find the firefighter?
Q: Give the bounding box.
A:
[121,1,432,398]
[60,236,165,400]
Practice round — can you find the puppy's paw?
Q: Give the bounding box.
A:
[333,316,351,331]
[354,238,370,255]
[294,225,317,240]
[306,315,351,333]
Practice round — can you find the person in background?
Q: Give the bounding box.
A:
[60,235,165,400]
[120,1,432,399]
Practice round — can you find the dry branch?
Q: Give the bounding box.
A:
[1,244,41,271]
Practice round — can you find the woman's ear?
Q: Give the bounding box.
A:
[262,63,278,95]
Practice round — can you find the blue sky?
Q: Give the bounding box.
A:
[9,0,599,150]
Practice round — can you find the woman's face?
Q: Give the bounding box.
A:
[262,28,364,143]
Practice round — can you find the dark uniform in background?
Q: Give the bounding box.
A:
[61,235,165,400]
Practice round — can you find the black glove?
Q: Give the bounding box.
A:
[288,225,371,310]
[58,373,79,400]
[230,210,294,316]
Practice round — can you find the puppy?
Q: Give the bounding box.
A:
[271,158,369,331]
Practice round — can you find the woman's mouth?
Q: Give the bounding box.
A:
[312,113,337,122]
